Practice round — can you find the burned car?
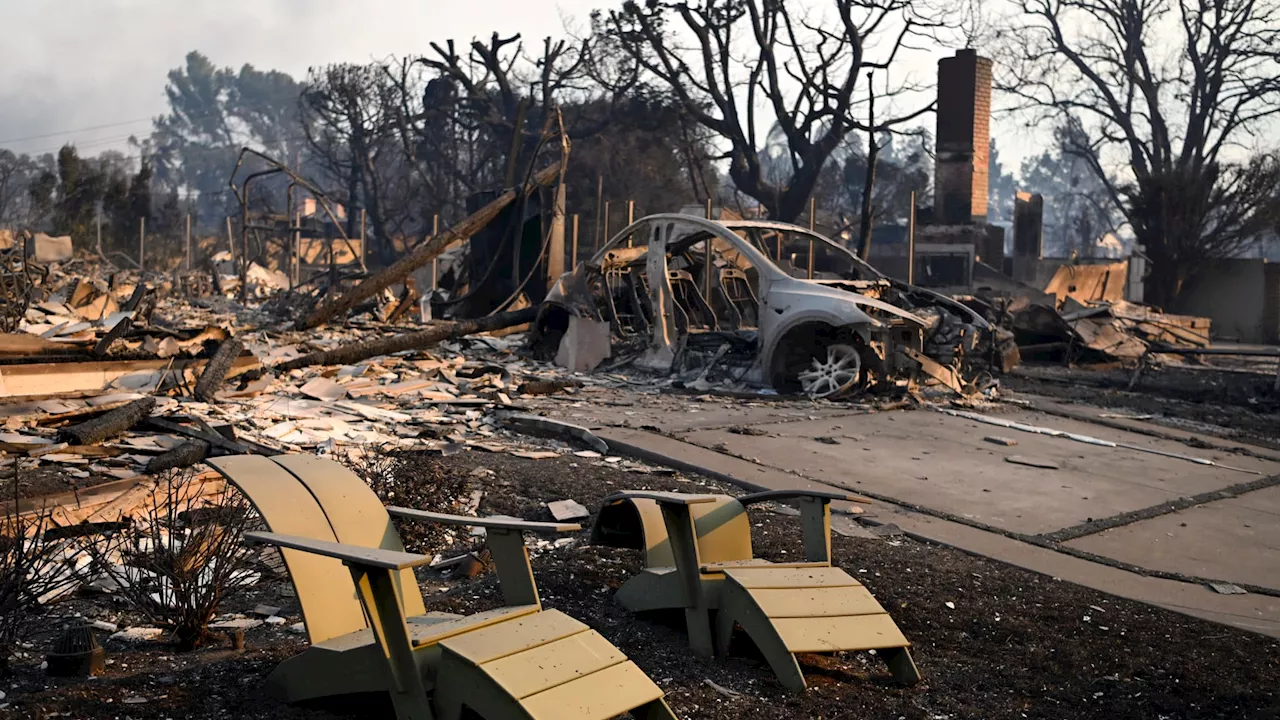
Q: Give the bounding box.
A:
[534,214,1015,397]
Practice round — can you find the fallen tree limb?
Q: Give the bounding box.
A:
[57,397,156,445]
[193,338,244,401]
[146,440,211,474]
[295,162,561,330]
[277,306,538,372]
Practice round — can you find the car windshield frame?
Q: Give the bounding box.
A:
[721,222,887,282]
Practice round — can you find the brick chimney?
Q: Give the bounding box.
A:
[934,49,993,225]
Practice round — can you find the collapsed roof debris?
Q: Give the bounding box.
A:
[985,260,1215,363]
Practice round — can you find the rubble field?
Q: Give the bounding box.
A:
[5,453,1278,720]
[3,190,1279,720]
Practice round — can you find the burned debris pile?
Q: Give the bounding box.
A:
[985,261,1215,363]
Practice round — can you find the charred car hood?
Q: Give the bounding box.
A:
[769,280,928,326]
[814,279,992,330]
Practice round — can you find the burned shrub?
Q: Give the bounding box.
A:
[0,494,78,675]
[75,468,260,651]
[337,446,469,553]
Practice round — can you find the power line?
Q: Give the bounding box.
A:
[0,103,271,152]
[0,117,155,146]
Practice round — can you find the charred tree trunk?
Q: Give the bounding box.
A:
[857,139,879,261]
[277,306,537,372]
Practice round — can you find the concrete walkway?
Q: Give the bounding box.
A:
[533,390,1280,637]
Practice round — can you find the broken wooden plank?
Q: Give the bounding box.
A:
[91,315,133,357]
[0,355,259,400]
[502,413,609,454]
[1005,455,1061,470]
[295,162,560,330]
[1,476,142,518]
[57,397,156,445]
[0,333,83,358]
[276,306,538,372]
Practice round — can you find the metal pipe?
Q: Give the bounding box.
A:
[593,175,603,251]
[907,190,916,284]
[604,200,611,248]
[704,198,713,302]
[626,200,634,248]
[430,214,439,290]
[571,214,579,268]
[807,197,815,279]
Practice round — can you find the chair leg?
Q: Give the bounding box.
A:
[350,567,435,719]
[685,607,715,657]
[720,591,806,692]
[431,680,464,720]
[714,608,734,658]
[881,647,921,686]
[632,698,679,720]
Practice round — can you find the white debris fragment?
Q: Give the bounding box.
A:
[546,499,590,522]
[109,627,165,643]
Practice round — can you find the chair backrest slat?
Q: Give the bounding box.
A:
[691,497,753,564]
[207,455,368,644]
[271,454,427,618]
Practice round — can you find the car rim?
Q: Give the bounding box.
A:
[797,343,861,398]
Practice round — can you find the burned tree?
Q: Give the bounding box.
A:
[414,31,636,186]
[301,64,405,264]
[1000,0,1280,308]
[609,0,942,223]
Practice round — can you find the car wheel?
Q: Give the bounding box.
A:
[796,342,863,398]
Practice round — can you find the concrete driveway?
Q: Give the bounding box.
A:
[531,388,1280,636]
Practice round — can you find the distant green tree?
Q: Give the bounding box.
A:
[51,146,107,244]
[987,139,1017,224]
[106,160,153,247]
[0,150,38,227]
[150,51,304,231]
[1019,125,1123,257]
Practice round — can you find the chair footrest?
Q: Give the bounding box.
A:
[722,566,911,653]
[437,610,667,719]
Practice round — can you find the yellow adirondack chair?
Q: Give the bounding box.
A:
[591,489,920,691]
[209,454,676,720]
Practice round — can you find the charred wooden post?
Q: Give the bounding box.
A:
[193,338,245,402]
[57,397,156,445]
[91,316,132,358]
[146,440,211,474]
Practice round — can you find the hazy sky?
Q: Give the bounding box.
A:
[0,0,1038,166]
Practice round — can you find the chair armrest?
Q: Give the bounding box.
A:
[386,507,580,534]
[244,531,434,571]
[737,489,872,506]
[737,491,852,565]
[601,490,720,507]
